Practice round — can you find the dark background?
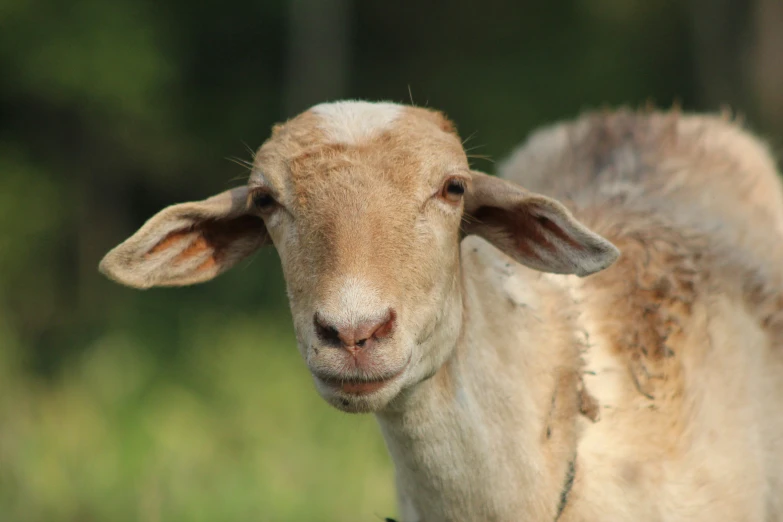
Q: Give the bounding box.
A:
[1,0,781,520]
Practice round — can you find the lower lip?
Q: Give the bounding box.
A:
[322,361,409,396]
[338,379,390,395]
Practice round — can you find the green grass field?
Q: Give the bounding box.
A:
[0,312,397,522]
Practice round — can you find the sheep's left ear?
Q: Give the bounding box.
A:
[463,171,619,276]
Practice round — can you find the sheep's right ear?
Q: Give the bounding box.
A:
[99,187,268,289]
[463,172,619,277]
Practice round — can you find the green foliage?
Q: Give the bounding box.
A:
[0,317,395,521]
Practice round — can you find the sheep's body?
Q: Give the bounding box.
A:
[501,110,783,275]
[99,103,783,521]
[382,111,783,521]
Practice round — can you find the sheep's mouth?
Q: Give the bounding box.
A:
[315,359,410,396]
[334,378,389,395]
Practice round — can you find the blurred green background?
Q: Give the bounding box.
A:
[1,0,782,520]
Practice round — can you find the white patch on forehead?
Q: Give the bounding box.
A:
[311,100,402,144]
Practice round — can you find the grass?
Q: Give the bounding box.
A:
[0,312,397,522]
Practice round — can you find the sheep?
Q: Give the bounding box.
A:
[99,101,783,521]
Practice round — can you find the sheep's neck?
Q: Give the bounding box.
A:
[376,245,584,522]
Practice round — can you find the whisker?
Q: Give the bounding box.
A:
[225,174,251,185]
[464,144,487,153]
[224,156,257,187]
[239,250,260,272]
[467,155,495,168]
[467,154,494,161]
[462,130,479,146]
[461,213,480,226]
[241,141,257,160]
[226,156,255,169]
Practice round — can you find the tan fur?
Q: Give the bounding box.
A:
[99,102,783,521]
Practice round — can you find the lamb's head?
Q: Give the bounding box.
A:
[99,101,619,413]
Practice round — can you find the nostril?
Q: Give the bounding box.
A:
[313,308,397,350]
[371,308,396,340]
[314,313,342,346]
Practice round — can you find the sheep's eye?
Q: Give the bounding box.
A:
[250,190,276,212]
[440,178,466,204]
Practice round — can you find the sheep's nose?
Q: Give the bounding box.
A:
[314,308,396,351]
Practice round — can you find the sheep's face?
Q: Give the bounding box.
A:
[250,103,471,412]
[99,101,619,414]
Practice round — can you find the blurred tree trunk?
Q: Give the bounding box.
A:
[751,0,783,135]
[284,0,353,115]
[689,0,783,139]
[688,0,753,112]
